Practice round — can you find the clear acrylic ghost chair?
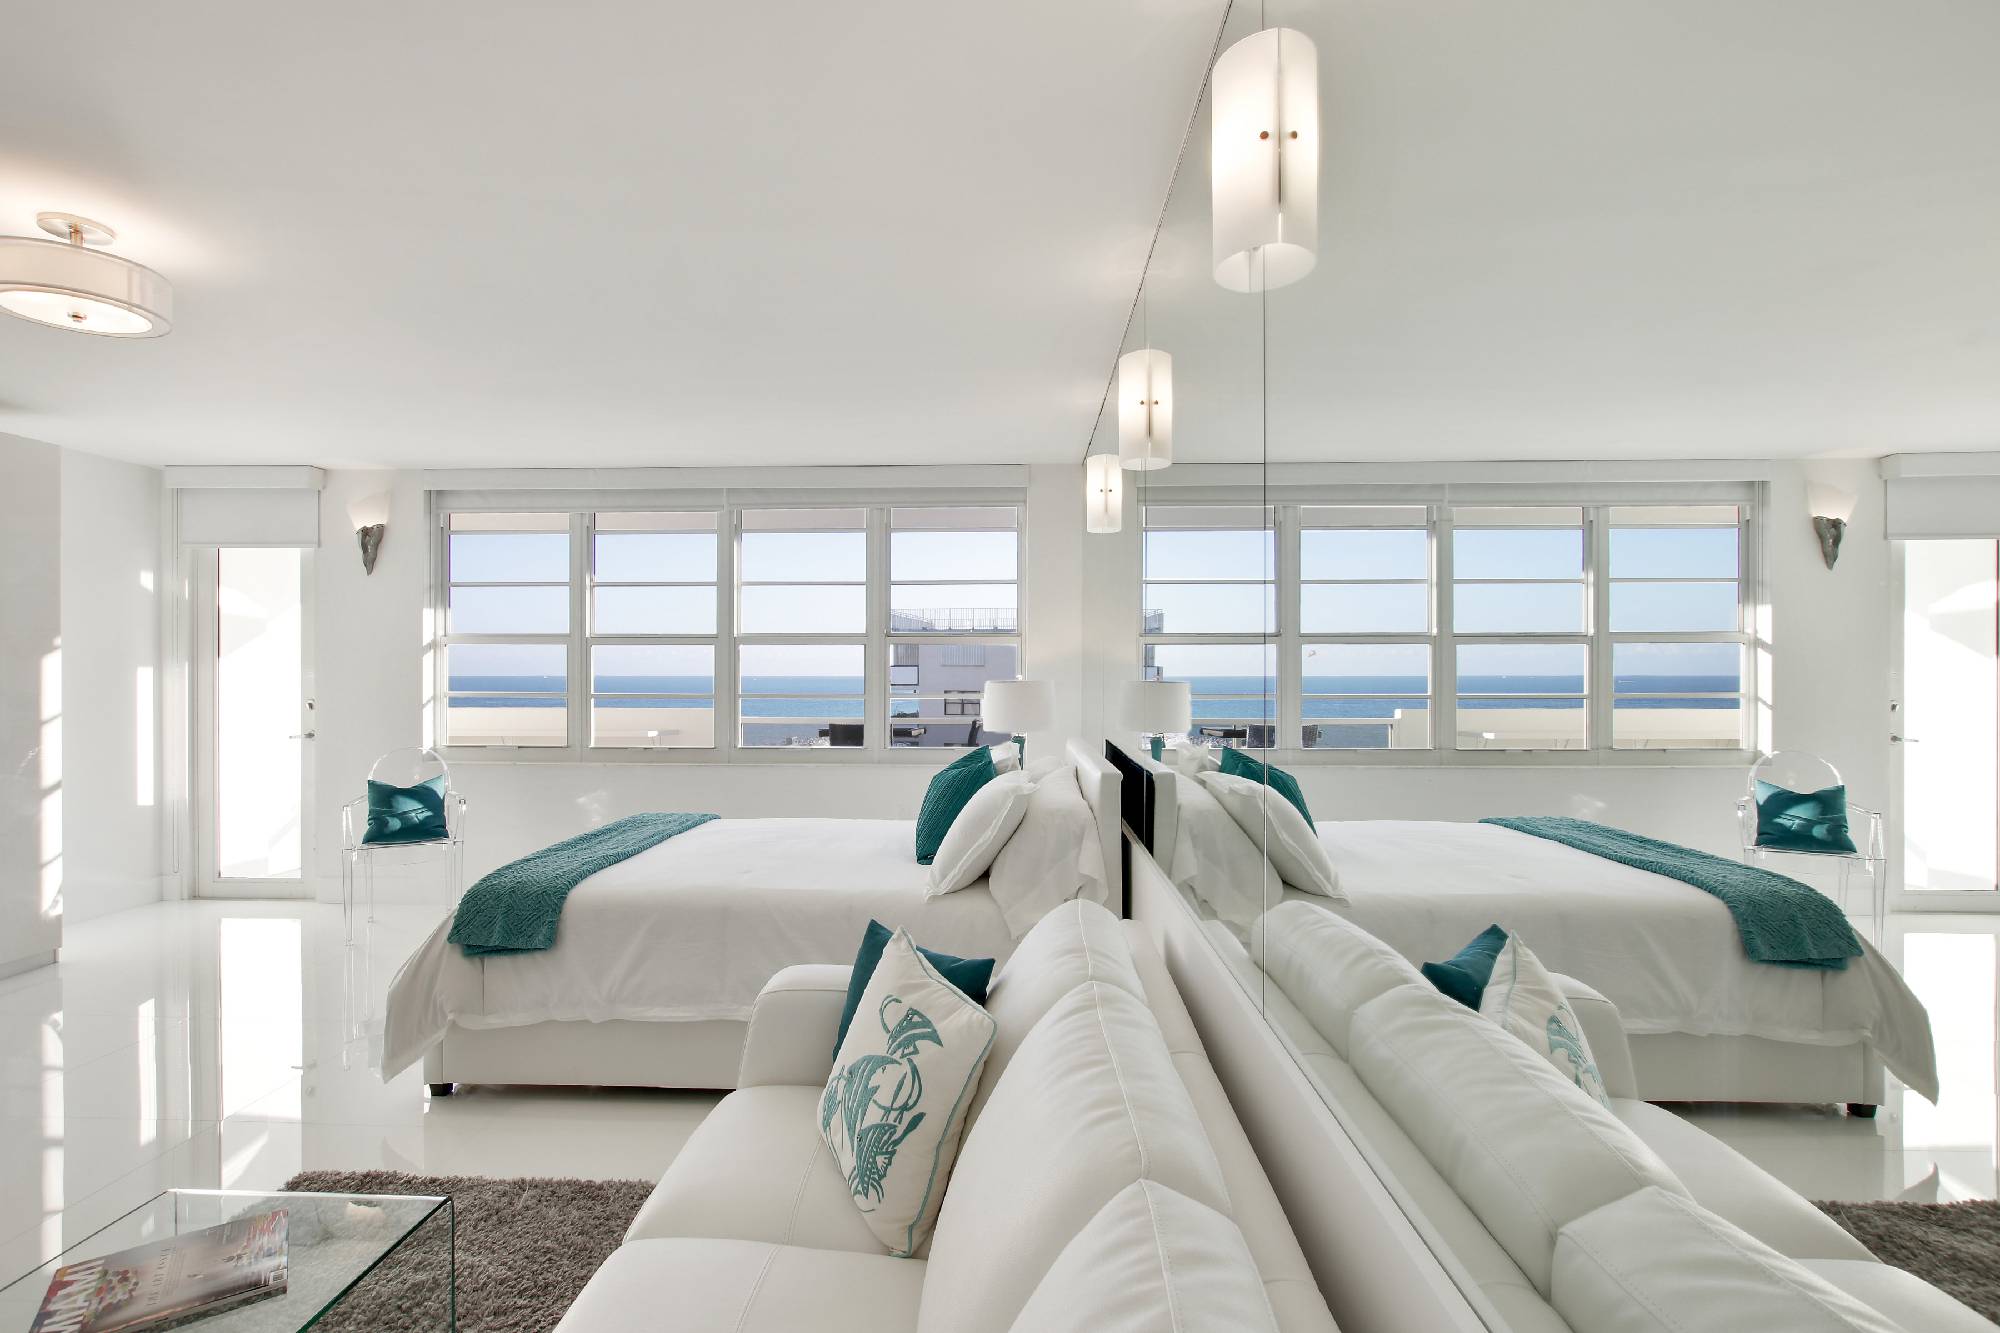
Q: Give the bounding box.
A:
[1736,750,1885,937]
[340,747,468,942]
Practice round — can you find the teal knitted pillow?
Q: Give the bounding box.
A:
[1219,747,1315,831]
[363,775,448,845]
[915,747,996,864]
[1754,780,1857,854]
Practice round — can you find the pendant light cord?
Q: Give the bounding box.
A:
[1079,1,1239,462]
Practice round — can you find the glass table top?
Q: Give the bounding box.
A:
[0,1189,452,1333]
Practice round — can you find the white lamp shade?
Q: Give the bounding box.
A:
[1086,454,1124,534]
[1212,27,1319,294]
[0,235,172,337]
[1117,347,1174,471]
[982,679,1055,735]
[1119,680,1191,735]
[347,490,392,530]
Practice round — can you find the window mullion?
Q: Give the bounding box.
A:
[866,507,889,750]
[1276,505,1302,752]
[570,511,589,755]
[1435,505,1456,753]
[1588,506,1613,751]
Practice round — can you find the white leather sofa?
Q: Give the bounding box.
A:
[1256,900,1985,1332]
[555,900,1336,1333]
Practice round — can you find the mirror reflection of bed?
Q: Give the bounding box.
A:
[1122,744,1936,1114]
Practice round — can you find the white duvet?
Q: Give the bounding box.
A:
[1300,821,1938,1102]
[381,817,1077,1079]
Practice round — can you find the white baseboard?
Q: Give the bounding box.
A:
[0,951,57,982]
[63,874,174,925]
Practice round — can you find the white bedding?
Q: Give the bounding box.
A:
[1294,821,1938,1102]
[382,817,1076,1078]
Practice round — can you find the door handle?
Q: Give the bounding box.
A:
[290,731,317,740]
[1890,734,1919,743]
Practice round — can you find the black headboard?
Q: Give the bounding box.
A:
[1103,741,1157,919]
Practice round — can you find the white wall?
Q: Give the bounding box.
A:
[308,465,1089,894]
[58,449,166,921]
[0,434,63,974]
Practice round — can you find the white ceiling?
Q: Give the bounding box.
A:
[9,1,2000,470]
[0,1,1224,467]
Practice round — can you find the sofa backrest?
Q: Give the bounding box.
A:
[920,979,1230,1333]
[1003,1180,1280,1333]
[1348,983,1688,1297]
[1259,899,1426,1058]
[963,898,1146,1125]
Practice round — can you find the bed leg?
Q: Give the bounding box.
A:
[1846,1102,1877,1118]
[428,1082,456,1098]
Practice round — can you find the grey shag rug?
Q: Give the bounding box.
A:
[283,1170,651,1333]
[1817,1198,2000,1324]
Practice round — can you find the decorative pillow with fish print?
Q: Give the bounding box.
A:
[1478,932,1612,1108]
[820,925,997,1256]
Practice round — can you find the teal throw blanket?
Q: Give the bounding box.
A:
[1480,816,1862,971]
[449,812,719,957]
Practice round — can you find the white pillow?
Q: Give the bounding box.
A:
[988,744,1021,774]
[1163,739,1220,779]
[1169,776,1278,932]
[1023,754,1064,781]
[987,766,1109,937]
[822,927,997,1256]
[1196,771,1342,901]
[928,771,1036,895]
[1480,933,1611,1107]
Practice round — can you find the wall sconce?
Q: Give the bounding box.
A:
[1086,453,1124,533]
[1806,477,1856,570]
[1117,347,1173,470]
[347,491,390,575]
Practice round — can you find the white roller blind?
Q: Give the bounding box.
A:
[177,488,321,546]
[1884,474,2000,540]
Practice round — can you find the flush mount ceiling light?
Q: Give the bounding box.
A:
[0,213,173,337]
[1212,26,1319,293]
[1117,347,1173,470]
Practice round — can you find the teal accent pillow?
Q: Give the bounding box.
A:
[915,747,997,865]
[1422,924,1510,1010]
[1219,747,1316,831]
[833,919,994,1057]
[363,775,449,845]
[1754,780,1857,854]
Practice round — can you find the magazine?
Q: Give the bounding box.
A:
[29,1209,289,1333]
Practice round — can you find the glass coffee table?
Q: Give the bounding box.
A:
[0,1189,454,1332]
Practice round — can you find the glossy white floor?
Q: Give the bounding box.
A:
[2,901,1995,1290]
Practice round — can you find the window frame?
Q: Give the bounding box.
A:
[1141,487,1760,767]
[429,491,1026,764]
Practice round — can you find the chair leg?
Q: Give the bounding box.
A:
[364,851,377,925]
[341,850,355,944]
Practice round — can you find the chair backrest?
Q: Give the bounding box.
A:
[826,722,864,747]
[368,746,450,789]
[1748,749,1841,796]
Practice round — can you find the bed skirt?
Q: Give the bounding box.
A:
[423,1018,747,1091]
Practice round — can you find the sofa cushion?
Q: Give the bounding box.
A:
[1798,1258,1995,1332]
[965,899,1145,1123]
[555,1237,924,1333]
[1348,982,1687,1296]
[626,1084,888,1255]
[1259,901,1426,1059]
[920,981,1229,1333]
[822,927,996,1257]
[1552,1187,1903,1333]
[1613,1100,1874,1262]
[1003,1181,1279,1333]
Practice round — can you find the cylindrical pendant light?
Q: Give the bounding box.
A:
[0,213,172,337]
[1212,27,1319,293]
[1117,347,1173,470]
[1086,453,1124,533]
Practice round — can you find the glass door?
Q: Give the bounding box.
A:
[1894,538,1999,908]
[193,547,314,897]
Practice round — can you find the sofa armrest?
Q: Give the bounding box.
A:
[1553,973,1639,1101]
[737,964,854,1088]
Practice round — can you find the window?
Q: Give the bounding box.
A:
[1142,506,1276,748]
[1141,495,1754,760]
[435,496,1023,757]
[888,507,1020,748]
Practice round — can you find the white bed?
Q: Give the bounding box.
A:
[382,739,1122,1089]
[1140,752,1938,1108]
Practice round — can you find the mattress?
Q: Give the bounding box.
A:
[1298,820,1938,1102]
[381,817,1020,1078]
